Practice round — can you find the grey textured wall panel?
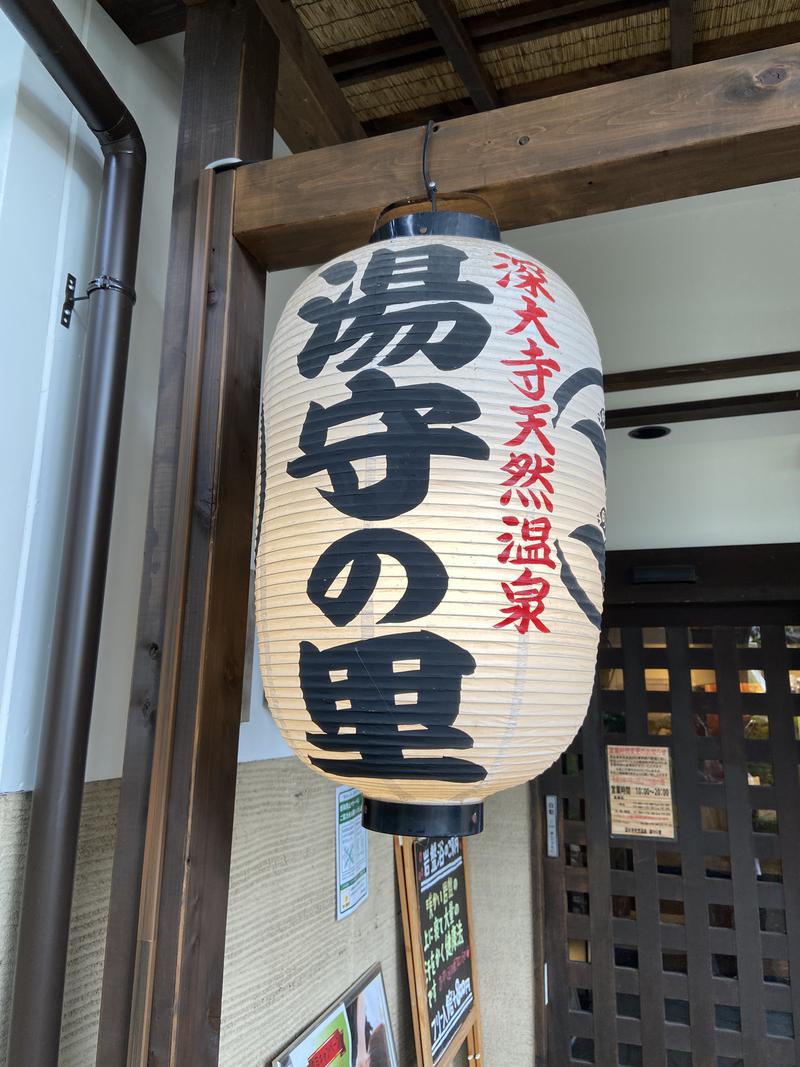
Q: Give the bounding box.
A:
[0,779,119,1067]
[219,758,415,1066]
[0,763,535,1066]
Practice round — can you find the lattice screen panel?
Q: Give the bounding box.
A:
[541,623,800,1067]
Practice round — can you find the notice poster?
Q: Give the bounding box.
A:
[273,965,398,1067]
[607,745,676,839]
[336,786,368,920]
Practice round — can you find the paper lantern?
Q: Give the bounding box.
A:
[255,211,605,836]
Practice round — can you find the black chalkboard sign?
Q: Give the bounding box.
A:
[395,836,482,1066]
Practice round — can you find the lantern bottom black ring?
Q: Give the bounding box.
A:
[362,798,484,838]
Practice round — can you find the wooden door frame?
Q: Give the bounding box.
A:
[529,542,800,1063]
[97,3,278,1064]
[101,12,800,1062]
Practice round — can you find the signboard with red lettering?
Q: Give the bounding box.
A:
[395,836,482,1066]
[607,744,676,839]
[273,964,398,1067]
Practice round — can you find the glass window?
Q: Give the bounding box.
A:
[752,808,778,834]
[743,714,769,738]
[645,668,670,692]
[747,761,773,785]
[660,899,685,925]
[600,667,624,690]
[665,999,690,1025]
[691,669,716,692]
[570,1036,595,1063]
[699,758,724,783]
[739,669,766,694]
[714,1005,741,1032]
[616,993,641,1019]
[711,954,737,978]
[763,958,790,984]
[695,712,720,736]
[648,712,672,736]
[612,895,636,919]
[705,855,731,879]
[736,626,761,648]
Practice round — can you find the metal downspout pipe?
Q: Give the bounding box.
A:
[0,0,146,1062]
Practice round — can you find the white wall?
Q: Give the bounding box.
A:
[0,0,311,789]
[0,2,183,792]
[505,180,800,550]
[0,0,314,789]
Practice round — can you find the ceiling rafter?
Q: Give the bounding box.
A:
[250,0,365,152]
[606,390,800,429]
[415,0,500,110]
[95,2,800,142]
[604,351,800,392]
[669,0,693,67]
[327,0,664,85]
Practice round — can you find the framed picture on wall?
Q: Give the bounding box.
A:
[272,963,398,1067]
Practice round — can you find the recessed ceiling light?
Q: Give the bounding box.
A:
[628,425,671,440]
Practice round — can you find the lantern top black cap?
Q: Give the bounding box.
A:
[370,210,500,244]
[362,797,484,837]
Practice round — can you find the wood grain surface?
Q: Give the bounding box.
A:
[234,44,800,269]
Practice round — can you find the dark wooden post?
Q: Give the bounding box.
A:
[96,3,277,1065]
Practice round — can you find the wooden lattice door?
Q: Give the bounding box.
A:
[539,615,800,1067]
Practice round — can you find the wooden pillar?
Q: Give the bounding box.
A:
[96,3,277,1064]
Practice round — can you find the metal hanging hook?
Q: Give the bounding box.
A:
[422,119,437,214]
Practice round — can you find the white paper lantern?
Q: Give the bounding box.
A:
[255,212,605,836]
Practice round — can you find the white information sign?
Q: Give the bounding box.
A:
[545,794,559,857]
[336,786,368,920]
[607,745,675,840]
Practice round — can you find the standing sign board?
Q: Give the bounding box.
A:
[607,744,676,839]
[395,836,483,1066]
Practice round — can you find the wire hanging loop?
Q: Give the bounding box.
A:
[422,119,438,214]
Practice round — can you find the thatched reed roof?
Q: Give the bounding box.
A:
[291,0,800,132]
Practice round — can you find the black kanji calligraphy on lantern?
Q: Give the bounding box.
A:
[300,630,487,783]
[295,244,494,379]
[256,213,606,838]
[307,528,448,627]
[286,368,490,520]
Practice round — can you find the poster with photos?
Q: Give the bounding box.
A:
[273,964,398,1067]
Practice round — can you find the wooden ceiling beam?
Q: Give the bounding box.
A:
[361,22,800,135]
[233,44,800,270]
[362,55,665,135]
[669,0,693,67]
[604,352,800,393]
[606,390,800,429]
[250,0,365,152]
[329,0,662,85]
[416,0,500,110]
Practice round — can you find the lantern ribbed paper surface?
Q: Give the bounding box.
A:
[255,229,605,825]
